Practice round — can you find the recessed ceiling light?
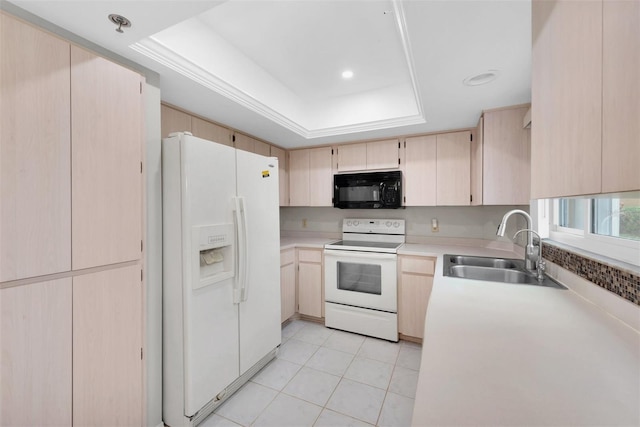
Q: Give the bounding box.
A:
[341,70,354,79]
[463,70,499,86]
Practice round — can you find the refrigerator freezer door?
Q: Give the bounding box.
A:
[235,150,282,375]
[179,135,240,416]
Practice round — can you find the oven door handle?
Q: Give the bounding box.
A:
[323,249,397,261]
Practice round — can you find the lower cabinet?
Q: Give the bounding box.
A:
[398,255,436,339]
[73,265,143,426]
[0,265,142,426]
[280,249,296,323]
[0,278,72,426]
[297,248,323,318]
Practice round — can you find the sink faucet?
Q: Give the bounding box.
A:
[513,229,546,281]
[496,209,538,271]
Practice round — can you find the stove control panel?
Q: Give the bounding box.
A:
[342,218,405,235]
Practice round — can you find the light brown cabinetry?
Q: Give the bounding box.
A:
[73,266,142,426]
[234,132,271,156]
[480,105,531,205]
[402,135,437,206]
[436,131,471,206]
[161,104,192,137]
[336,139,399,172]
[0,278,72,426]
[0,13,71,282]
[71,45,143,270]
[336,143,367,171]
[271,146,289,206]
[470,118,483,206]
[289,147,333,206]
[297,248,323,318]
[280,249,296,322]
[192,116,232,146]
[398,255,436,339]
[601,0,640,193]
[531,0,638,197]
[0,14,144,426]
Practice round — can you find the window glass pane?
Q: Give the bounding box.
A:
[592,196,640,241]
[558,199,584,229]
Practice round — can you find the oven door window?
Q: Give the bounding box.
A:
[336,262,381,295]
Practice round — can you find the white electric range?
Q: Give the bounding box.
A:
[324,219,405,342]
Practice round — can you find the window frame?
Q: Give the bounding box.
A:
[547,197,640,266]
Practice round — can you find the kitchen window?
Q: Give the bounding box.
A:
[546,193,640,266]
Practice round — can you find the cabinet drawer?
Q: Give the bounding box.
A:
[400,256,435,275]
[280,249,295,266]
[298,249,322,263]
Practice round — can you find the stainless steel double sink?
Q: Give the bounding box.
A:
[443,255,566,289]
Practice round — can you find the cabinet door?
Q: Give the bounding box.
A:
[191,116,232,146]
[602,0,640,193]
[403,136,437,206]
[71,46,143,270]
[281,262,296,322]
[309,147,333,206]
[471,118,484,206]
[531,0,602,198]
[298,262,322,318]
[289,149,310,206]
[483,106,531,205]
[161,104,192,137]
[271,146,289,206]
[367,139,399,170]
[234,133,254,152]
[398,272,433,339]
[0,278,72,426]
[337,143,367,172]
[73,265,142,426]
[436,131,471,206]
[254,140,271,157]
[0,14,71,282]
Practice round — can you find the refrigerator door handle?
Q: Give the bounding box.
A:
[234,196,250,303]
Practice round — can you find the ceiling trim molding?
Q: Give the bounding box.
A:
[392,0,424,120]
[131,34,425,140]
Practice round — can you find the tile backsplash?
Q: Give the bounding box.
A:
[542,243,640,307]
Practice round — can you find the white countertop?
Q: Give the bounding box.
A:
[279,237,640,425]
[412,250,640,426]
[280,236,338,250]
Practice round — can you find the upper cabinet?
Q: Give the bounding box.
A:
[234,132,271,156]
[71,46,143,270]
[0,14,71,282]
[436,131,471,206]
[601,0,640,193]
[271,146,289,206]
[481,105,531,205]
[161,104,192,137]
[192,117,232,146]
[531,0,639,198]
[289,147,333,206]
[402,135,437,206]
[336,139,400,172]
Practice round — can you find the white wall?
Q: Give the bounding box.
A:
[281,205,529,245]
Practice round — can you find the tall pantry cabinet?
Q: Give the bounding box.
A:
[0,13,144,426]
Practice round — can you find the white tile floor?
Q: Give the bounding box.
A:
[202,320,421,427]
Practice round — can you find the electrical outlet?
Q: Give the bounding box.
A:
[431,218,439,232]
[302,218,307,228]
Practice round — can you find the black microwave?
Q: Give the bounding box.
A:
[333,171,403,209]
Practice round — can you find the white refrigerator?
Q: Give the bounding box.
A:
[162,133,281,427]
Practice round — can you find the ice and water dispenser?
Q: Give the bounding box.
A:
[192,224,235,289]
